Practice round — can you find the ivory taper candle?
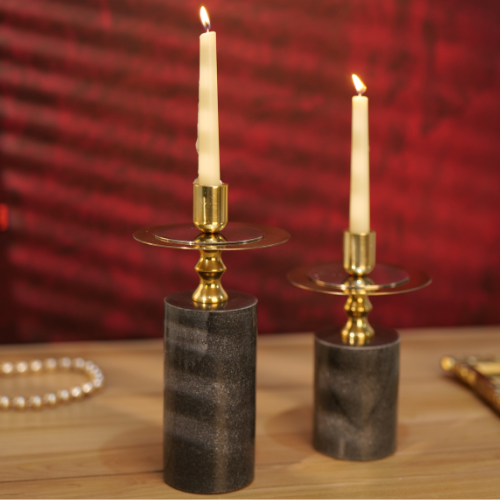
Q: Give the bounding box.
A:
[197,6,220,186]
[349,74,370,234]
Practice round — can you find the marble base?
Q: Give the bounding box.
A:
[163,291,257,494]
[314,326,400,461]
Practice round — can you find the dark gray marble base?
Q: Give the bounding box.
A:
[314,326,400,461]
[164,291,257,494]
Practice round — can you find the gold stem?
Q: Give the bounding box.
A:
[341,292,374,346]
[342,230,376,346]
[192,248,228,304]
[192,183,229,304]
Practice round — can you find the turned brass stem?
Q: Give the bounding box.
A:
[342,231,376,346]
[192,247,228,305]
[341,280,375,346]
[192,184,229,304]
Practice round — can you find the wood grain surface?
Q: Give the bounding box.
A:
[1,327,500,499]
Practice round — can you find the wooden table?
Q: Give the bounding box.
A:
[1,326,500,499]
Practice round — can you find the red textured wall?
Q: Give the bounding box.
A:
[1,0,499,343]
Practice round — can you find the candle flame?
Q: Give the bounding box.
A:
[200,6,211,31]
[352,74,367,95]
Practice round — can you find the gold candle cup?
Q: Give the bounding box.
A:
[343,230,375,275]
[193,182,228,234]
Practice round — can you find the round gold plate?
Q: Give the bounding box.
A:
[154,223,264,246]
[133,223,290,251]
[308,262,410,291]
[287,261,431,296]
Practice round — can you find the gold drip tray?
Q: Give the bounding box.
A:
[154,223,264,246]
[308,262,409,291]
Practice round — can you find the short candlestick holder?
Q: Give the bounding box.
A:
[288,230,430,461]
[134,182,289,494]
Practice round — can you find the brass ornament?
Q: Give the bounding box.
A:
[441,355,500,414]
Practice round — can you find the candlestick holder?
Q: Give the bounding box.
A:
[288,230,430,461]
[134,181,289,494]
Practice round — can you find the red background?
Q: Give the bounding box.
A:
[1,0,499,343]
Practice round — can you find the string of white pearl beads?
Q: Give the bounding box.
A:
[0,357,104,411]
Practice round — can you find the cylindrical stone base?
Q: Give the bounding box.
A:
[164,290,257,494]
[314,326,400,461]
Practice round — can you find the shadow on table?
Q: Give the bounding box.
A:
[265,403,412,463]
[264,404,316,462]
[99,413,163,474]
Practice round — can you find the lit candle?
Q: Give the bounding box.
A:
[349,74,370,234]
[197,6,220,186]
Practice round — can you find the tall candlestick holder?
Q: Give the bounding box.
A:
[288,230,430,461]
[134,182,289,494]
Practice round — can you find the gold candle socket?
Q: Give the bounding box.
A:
[193,183,228,233]
[192,183,229,305]
[341,230,376,346]
[343,231,375,275]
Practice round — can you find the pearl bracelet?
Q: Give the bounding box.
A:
[0,357,104,411]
